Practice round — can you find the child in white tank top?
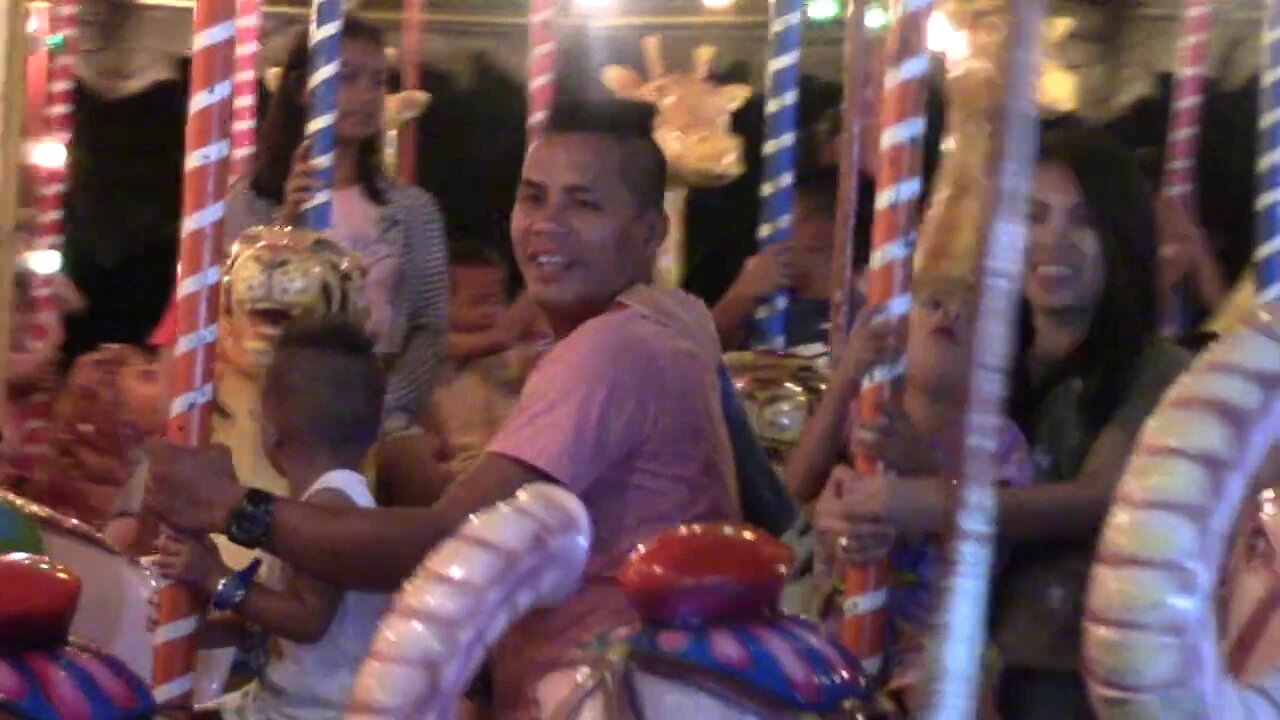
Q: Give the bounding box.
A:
[153,320,391,719]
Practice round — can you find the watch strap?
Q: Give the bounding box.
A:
[211,557,263,612]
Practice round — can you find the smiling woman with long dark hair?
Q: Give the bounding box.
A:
[798,124,1191,718]
[225,17,447,434]
[991,124,1191,718]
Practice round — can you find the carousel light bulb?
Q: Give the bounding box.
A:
[926,12,953,53]
[805,0,840,22]
[27,139,67,169]
[572,0,614,12]
[23,249,63,276]
[26,14,39,34]
[702,0,735,10]
[864,6,888,29]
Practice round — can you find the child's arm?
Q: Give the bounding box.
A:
[199,613,249,650]
[154,490,353,645]
[147,597,246,650]
[448,326,510,362]
[222,488,352,644]
[784,307,896,503]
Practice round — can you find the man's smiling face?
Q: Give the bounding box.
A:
[510,133,664,330]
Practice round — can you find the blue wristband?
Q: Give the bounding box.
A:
[211,557,263,612]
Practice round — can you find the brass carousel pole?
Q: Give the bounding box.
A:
[0,0,27,406]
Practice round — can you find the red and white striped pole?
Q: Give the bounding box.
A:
[398,0,423,183]
[1159,0,1213,335]
[151,0,235,706]
[525,0,556,145]
[828,0,868,361]
[24,3,51,145]
[840,0,932,677]
[229,0,260,185]
[12,0,79,483]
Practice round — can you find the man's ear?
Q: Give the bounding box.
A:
[643,208,670,263]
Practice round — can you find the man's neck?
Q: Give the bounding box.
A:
[544,296,628,339]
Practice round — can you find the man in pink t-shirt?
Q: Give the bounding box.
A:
[143,99,739,717]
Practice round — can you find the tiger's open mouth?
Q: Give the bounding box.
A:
[245,305,297,339]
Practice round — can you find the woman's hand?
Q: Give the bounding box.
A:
[851,402,943,476]
[279,139,318,226]
[154,530,228,594]
[814,462,949,540]
[814,464,896,562]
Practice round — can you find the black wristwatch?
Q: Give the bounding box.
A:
[225,488,276,549]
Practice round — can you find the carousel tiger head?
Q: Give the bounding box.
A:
[220,226,368,375]
[601,35,752,188]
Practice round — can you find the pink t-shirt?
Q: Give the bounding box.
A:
[487,301,738,716]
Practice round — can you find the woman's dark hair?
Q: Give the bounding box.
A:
[252,16,387,206]
[1011,125,1160,435]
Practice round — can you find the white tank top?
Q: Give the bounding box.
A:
[249,469,390,719]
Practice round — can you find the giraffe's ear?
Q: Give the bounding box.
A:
[601,66,644,97]
[716,84,753,113]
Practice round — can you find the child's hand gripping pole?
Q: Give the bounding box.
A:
[837,445,895,677]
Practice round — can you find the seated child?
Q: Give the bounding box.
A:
[104,303,176,552]
[785,274,1033,716]
[424,242,545,477]
[153,318,390,719]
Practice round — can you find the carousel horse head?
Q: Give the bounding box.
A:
[600,35,752,188]
[23,345,157,525]
[1083,304,1280,717]
[0,552,156,719]
[350,486,870,718]
[220,226,367,376]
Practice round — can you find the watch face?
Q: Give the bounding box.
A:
[229,491,274,548]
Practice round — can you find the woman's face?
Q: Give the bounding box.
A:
[1026,161,1106,314]
[335,39,386,142]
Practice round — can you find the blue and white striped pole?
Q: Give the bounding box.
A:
[1258,7,1280,305]
[302,0,343,231]
[753,0,803,350]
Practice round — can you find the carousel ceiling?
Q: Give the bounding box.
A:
[45,0,1274,117]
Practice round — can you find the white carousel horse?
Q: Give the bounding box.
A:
[348,483,869,719]
[1083,303,1280,717]
[0,490,235,704]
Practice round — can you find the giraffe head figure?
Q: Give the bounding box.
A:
[600,36,752,188]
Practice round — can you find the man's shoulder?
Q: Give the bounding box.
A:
[567,308,679,361]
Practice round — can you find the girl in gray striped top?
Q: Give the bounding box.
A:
[224,17,448,433]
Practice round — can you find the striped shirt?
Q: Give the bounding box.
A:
[223,179,449,426]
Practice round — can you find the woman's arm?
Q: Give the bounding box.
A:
[386,192,449,420]
[882,424,1148,540]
